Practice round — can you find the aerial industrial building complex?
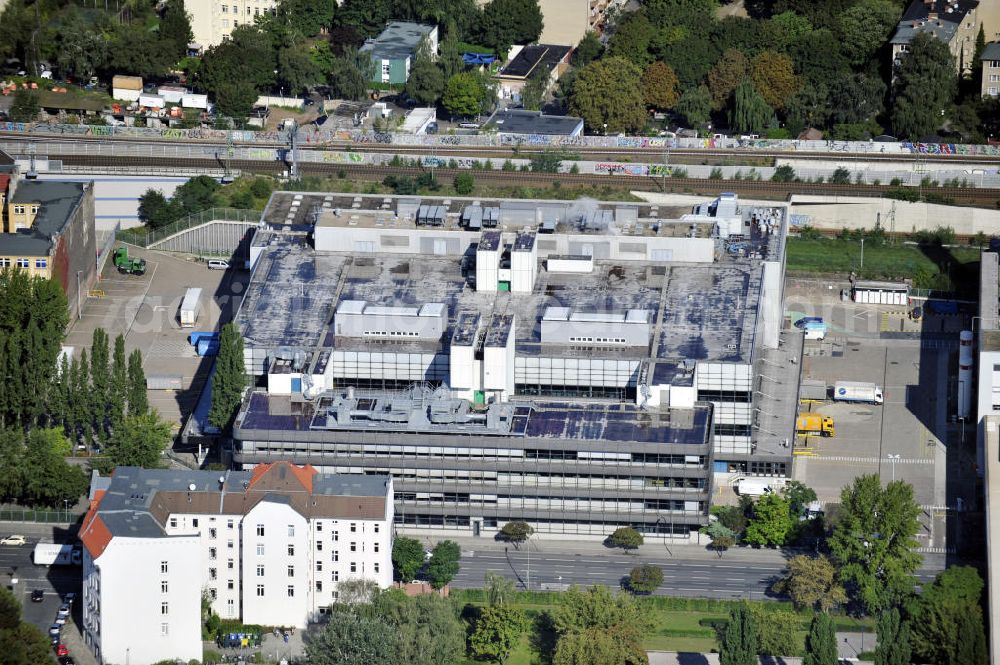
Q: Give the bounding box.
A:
[231,192,793,538]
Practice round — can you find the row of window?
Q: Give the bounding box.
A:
[566,336,627,344]
[362,330,422,337]
[11,205,38,215]
[0,258,46,269]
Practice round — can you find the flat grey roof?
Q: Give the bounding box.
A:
[484,109,583,136]
[0,181,86,257]
[359,21,435,61]
[984,42,1000,60]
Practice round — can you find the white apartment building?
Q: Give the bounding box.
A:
[79,463,393,665]
[186,0,278,49]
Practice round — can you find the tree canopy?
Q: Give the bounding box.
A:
[909,566,987,665]
[392,536,425,583]
[568,57,647,134]
[551,585,651,665]
[773,555,847,612]
[891,32,956,139]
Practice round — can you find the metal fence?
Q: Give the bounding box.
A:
[0,508,84,523]
[119,207,258,248]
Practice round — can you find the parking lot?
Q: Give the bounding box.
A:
[0,523,91,663]
[785,278,972,553]
[64,247,249,433]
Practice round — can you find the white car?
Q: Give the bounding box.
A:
[0,535,26,546]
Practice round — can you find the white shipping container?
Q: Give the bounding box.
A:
[138,94,164,108]
[179,287,203,328]
[181,93,209,109]
[158,86,187,103]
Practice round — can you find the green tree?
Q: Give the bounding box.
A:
[127,349,148,416]
[627,564,663,594]
[702,520,738,556]
[173,176,222,216]
[772,165,797,183]
[485,571,516,607]
[568,57,646,134]
[405,40,445,105]
[572,31,603,67]
[828,475,922,614]
[0,429,24,504]
[607,11,654,66]
[453,172,475,195]
[521,65,549,111]
[874,608,911,665]
[782,480,817,516]
[198,25,275,95]
[675,84,712,126]
[910,566,987,665]
[8,89,38,123]
[749,604,802,657]
[370,590,465,665]
[837,0,901,67]
[498,520,533,546]
[71,350,93,446]
[476,0,543,54]
[829,72,886,125]
[773,555,847,612]
[437,20,465,80]
[159,0,194,61]
[392,536,425,583]
[274,0,336,38]
[106,25,181,79]
[214,80,259,121]
[768,11,813,49]
[442,72,490,118]
[277,45,323,96]
[803,613,837,665]
[707,49,749,111]
[721,604,758,665]
[0,585,19,628]
[305,607,396,665]
[606,526,644,552]
[729,79,773,135]
[956,610,988,665]
[328,50,371,101]
[106,411,170,468]
[744,493,793,547]
[208,323,246,431]
[22,428,87,507]
[52,12,107,82]
[337,0,392,37]
[551,585,651,665]
[137,189,177,229]
[427,539,460,589]
[0,622,52,665]
[891,32,957,139]
[470,605,528,663]
[641,61,680,111]
[90,328,110,439]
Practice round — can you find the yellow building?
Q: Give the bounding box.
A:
[0,178,96,320]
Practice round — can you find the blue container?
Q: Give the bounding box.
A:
[188,331,219,346]
[196,339,220,356]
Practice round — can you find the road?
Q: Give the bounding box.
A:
[448,546,944,599]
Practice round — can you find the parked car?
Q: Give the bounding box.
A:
[63,592,76,606]
[48,625,61,637]
[59,657,75,665]
[0,535,26,546]
[207,259,229,270]
[53,615,67,626]
[31,589,44,602]
[57,604,70,618]
[56,644,69,657]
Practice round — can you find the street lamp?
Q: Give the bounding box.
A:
[76,270,82,321]
[63,499,69,521]
[886,454,901,482]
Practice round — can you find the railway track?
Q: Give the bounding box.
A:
[55,154,1000,208]
[7,131,1000,165]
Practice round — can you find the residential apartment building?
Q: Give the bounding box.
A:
[230,193,796,540]
[360,22,438,85]
[186,0,279,49]
[981,41,1000,95]
[0,176,96,320]
[891,0,980,76]
[79,463,393,665]
[474,0,619,46]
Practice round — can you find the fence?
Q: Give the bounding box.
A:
[0,508,85,523]
[6,120,1000,158]
[118,207,258,248]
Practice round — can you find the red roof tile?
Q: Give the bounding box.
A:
[79,490,113,559]
[246,461,317,493]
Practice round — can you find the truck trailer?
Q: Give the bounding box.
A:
[832,381,883,405]
[734,477,786,497]
[179,288,203,328]
[796,412,835,437]
[33,543,81,566]
[799,379,828,402]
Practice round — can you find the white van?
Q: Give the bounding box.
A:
[207,259,229,270]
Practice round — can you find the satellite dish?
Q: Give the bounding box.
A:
[188,483,196,491]
[218,476,226,485]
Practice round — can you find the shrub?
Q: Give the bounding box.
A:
[453,172,475,195]
[830,167,851,184]
[628,564,664,593]
[709,167,723,180]
[771,165,796,182]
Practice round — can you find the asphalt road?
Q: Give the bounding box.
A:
[449,548,943,599]
[0,527,81,637]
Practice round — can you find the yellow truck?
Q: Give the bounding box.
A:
[796,412,835,437]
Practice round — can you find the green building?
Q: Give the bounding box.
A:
[360,21,439,86]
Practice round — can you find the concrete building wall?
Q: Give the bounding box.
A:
[241,501,311,628]
[88,537,202,665]
[789,194,1000,236]
[983,415,1000,665]
[537,0,592,46]
[187,0,279,49]
[55,181,96,322]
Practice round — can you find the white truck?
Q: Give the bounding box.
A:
[33,543,81,566]
[833,381,883,405]
[735,477,786,497]
[179,287,203,328]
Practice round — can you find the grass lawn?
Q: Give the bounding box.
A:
[786,238,981,288]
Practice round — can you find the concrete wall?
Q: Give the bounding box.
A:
[789,194,1000,236]
[983,415,1000,665]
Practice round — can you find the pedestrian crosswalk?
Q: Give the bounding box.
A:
[806,455,933,464]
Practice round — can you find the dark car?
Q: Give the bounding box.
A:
[30,589,44,602]
[59,657,75,665]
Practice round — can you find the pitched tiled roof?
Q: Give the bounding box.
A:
[79,490,113,559]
